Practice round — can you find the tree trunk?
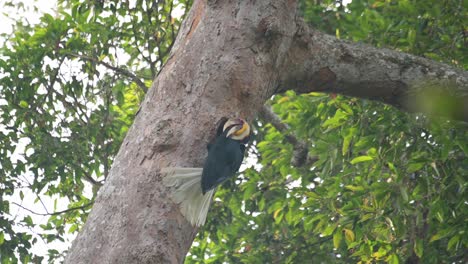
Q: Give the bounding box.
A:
[65,0,468,263]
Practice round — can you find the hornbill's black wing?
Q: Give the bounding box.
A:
[201,137,245,193]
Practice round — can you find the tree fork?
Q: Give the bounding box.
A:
[65,1,468,263]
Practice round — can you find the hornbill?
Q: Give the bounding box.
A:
[162,118,251,226]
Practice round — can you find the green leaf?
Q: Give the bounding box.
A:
[243,183,256,201]
[258,198,265,211]
[367,148,377,157]
[350,156,373,164]
[307,192,320,200]
[342,135,351,155]
[455,140,468,155]
[0,232,4,245]
[414,239,423,258]
[19,100,29,108]
[447,235,460,251]
[322,109,348,129]
[340,102,354,114]
[429,229,450,242]
[400,186,409,202]
[68,224,78,234]
[333,229,343,248]
[345,185,365,192]
[407,162,425,173]
[372,247,387,258]
[322,224,336,236]
[358,213,374,223]
[344,228,355,243]
[273,209,284,224]
[23,216,34,227]
[386,253,399,264]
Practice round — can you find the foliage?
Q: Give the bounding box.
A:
[189,0,468,263]
[0,0,466,263]
[191,93,467,263]
[300,0,467,68]
[0,0,189,262]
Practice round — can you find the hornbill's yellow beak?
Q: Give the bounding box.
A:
[223,118,250,140]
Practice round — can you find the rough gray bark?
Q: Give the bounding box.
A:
[282,21,468,121]
[65,0,468,263]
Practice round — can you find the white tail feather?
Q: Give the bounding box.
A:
[161,167,214,226]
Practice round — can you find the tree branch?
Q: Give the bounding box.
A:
[82,170,104,187]
[259,105,318,167]
[282,20,468,122]
[12,202,93,216]
[67,53,149,93]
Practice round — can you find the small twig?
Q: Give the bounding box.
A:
[39,56,66,107]
[66,52,148,93]
[259,105,317,167]
[102,77,112,181]
[82,170,104,187]
[12,202,93,216]
[49,86,88,125]
[69,85,90,123]
[169,1,176,44]
[19,173,51,215]
[37,194,51,215]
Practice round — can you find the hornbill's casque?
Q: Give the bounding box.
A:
[162,118,251,226]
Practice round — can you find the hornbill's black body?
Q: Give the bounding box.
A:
[201,129,246,193]
[162,117,250,226]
